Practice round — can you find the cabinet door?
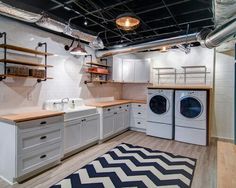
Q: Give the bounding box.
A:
[81,115,99,146]
[64,118,82,154]
[112,57,123,82]
[134,59,150,83]
[103,113,114,139]
[114,111,124,133]
[122,59,135,82]
[124,108,130,129]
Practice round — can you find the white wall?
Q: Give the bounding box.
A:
[119,47,214,100]
[0,16,122,114]
[214,52,235,139]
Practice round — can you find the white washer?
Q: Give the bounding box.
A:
[146,89,174,139]
[175,90,207,145]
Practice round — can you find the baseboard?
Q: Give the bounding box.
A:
[130,127,146,133]
[0,175,16,185]
[211,136,234,143]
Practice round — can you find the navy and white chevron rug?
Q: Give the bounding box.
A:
[51,143,196,188]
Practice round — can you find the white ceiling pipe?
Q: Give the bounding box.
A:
[95,33,198,58]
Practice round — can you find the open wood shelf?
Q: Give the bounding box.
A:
[86,62,111,68]
[0,74,53,80]
[86,70,109,75]
[0,59,53,68]
[0,44,54,56]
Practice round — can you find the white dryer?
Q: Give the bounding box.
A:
[146,89,174,139]
[175,90,207,145]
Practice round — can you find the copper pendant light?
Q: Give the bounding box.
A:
[70,42,88,56]
[116,13,140,31]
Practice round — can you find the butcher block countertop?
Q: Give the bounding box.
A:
[88,99,146,108]
[148,84,212,90]
[0,110,65,123]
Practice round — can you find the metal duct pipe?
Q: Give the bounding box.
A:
[197,17,236,48]
[96,33,198,58]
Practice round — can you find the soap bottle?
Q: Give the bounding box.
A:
[71,100,75,109]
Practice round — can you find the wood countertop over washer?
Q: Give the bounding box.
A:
[147,84,212,90]
[0,110,65,123]
[87,99,147,108]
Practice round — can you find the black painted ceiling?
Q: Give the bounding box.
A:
[2,0,214,48]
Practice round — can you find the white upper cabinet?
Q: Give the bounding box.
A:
[112,57,123,82]
[134,59,150,83]
[111,57,150,83]
[122,59,135,82]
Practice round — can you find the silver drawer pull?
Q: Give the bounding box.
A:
[40,136,47,140]
[107,109,111,111]
[40,154,47,159]
[138,112,141,114]
[40,121,47,125]
[137,122,141,124]
[138,105,141,107]
[119,106,122,108]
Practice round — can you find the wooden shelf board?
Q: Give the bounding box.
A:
[0,59,53,67]
[0,44,53,56]
[86,62,111,68]
[86,71,109,75]
[0,74,53,80]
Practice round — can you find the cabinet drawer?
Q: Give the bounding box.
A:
[103,106,114,114]
[18,124,63,154]
[17,116,63,133]
[132,103,146,109]
[17,142,62,177]
[131,118,146,130]
[131,107,146,118]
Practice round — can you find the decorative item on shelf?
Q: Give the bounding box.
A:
[0,32,53,83]
[29,69,45,78]
[116,13,140,31]
[6,66,29,76]
[84,57,110,84]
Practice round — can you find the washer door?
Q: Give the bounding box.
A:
[180,97,203,118]
[149,95,169,115]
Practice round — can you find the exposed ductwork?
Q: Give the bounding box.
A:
[96,33,198,58]
[0,1,103,47]
[197,17,236,48]
[96,15,236,58]
[0,1,42,23]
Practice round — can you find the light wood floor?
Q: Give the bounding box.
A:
[217,141,236,188]
[0,131,217,188]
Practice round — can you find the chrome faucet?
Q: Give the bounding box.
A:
[61,97,69,104]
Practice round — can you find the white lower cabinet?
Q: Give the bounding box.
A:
[81,114,99,146]
[64,114,99,155]
[103,112,114,139]
[64,118,82,154]
[98,103,130,141]
[0,115,64,184]
[130,103,147,132]
[113,111,124,133]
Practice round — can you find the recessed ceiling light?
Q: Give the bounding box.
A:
[116,13,140,31]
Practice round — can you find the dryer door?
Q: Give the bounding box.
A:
[149,95,169,115]
[180,97,203,119]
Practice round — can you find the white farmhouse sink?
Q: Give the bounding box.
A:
[43,98,98,121]
[63,106,97,121]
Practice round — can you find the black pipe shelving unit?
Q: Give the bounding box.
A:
[0,32,54,83]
